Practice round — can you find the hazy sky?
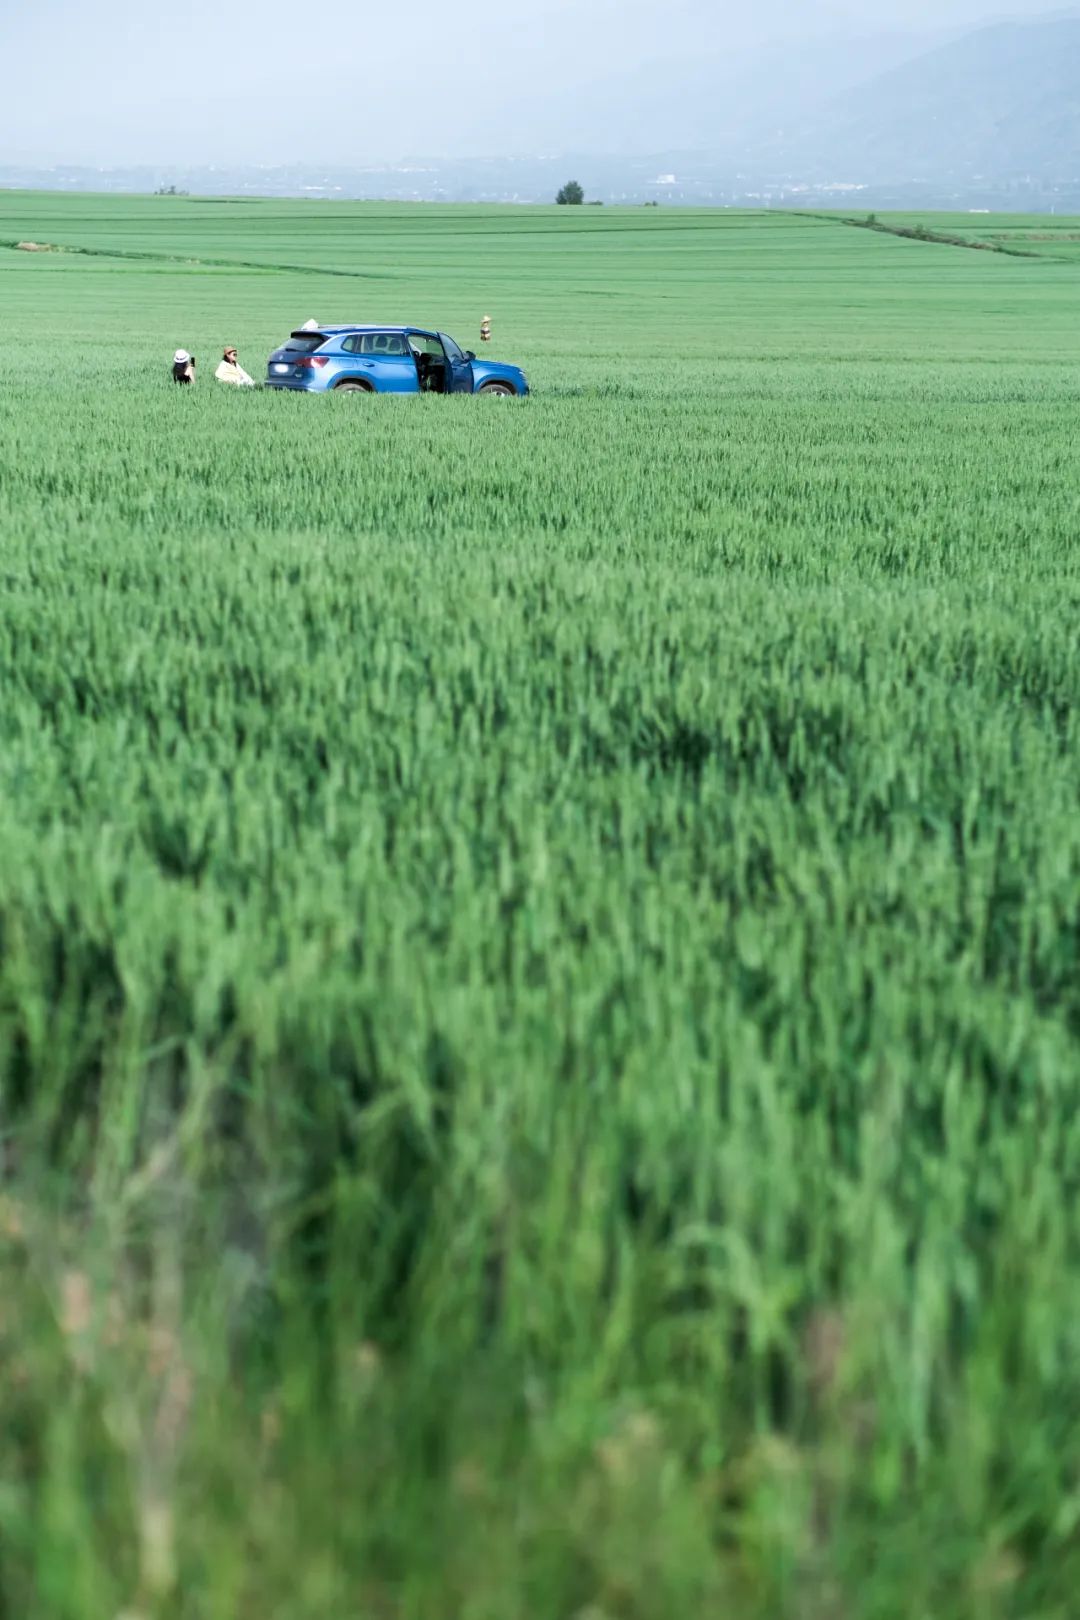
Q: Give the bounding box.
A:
[0,0,1071,166]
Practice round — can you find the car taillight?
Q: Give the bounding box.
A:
[294,355,329,369]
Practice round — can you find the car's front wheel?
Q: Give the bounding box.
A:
[478,381,516,396]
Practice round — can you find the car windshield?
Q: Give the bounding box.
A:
[282,333,328,353]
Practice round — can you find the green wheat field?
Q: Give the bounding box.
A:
[2,193,1080,1619]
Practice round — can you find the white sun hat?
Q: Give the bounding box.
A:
[173,348,190,363]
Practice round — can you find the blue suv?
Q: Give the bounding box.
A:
[265,326,529,396]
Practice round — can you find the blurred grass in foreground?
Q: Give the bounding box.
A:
[1,198,1080,1618]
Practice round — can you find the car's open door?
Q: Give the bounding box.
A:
[439,333,474,393]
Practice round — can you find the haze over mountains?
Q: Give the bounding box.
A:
[762,13,1080,180]
[480,24,958,156]
[530,10,1080,180]
[4,7,1080,206]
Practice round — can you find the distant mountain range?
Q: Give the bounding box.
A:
[472,27,959,157]
[463,11,1080,184]
[4,14,1080,207]
[763,16,1080,180]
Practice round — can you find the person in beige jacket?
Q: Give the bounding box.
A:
[215,346,256,386]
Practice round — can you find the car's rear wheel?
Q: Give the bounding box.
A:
[478,381,516,396]
[335,380,373,393]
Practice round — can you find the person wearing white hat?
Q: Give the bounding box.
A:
[172,349,195,385]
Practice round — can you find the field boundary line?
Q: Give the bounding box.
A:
[0,237,395,280]
[794,211,1063,261]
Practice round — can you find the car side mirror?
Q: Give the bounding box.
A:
[464,350,476,361]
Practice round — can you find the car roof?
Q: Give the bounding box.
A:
[317,325,424,335]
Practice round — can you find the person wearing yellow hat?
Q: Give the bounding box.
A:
[215,345,256,387]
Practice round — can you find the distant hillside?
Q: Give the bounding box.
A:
[772,17,1080,180]
[490,28,953,156]
[7,14,1080,205]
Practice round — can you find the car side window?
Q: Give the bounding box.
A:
[440,333,465,363]
[343,333,409,355]
[409,334,443,357]
[367,333,408,355]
